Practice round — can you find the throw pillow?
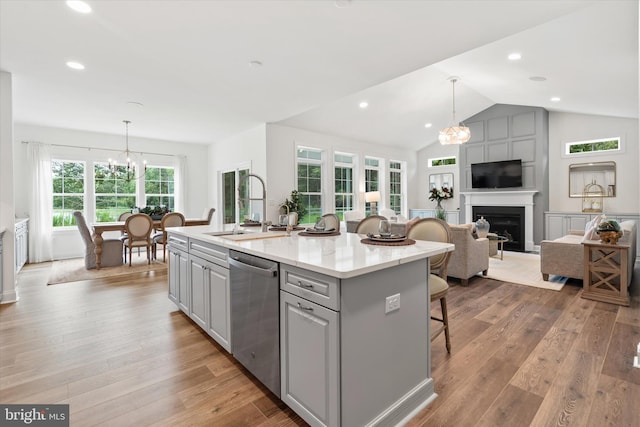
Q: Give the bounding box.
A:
[582,214,601,242]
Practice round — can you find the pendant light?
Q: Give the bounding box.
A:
[108,120,147,181]
[439,77,471,145]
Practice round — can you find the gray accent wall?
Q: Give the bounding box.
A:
[460,104,549,245]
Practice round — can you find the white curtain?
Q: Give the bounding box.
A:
[28,143,53,262]
[173,155,186,214]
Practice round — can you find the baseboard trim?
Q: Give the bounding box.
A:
[366,378,436,427]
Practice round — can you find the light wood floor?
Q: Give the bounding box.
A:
[1,262,639,426]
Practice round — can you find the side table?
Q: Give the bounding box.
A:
[487,233,509,260]
[582,241,630,306]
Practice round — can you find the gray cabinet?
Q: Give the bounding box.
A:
[168,232,232,352]
[280,267,340,427]
[410,209,459,224]
[15,219,28,273]
[0,229,4,301]
[544,213,590,240]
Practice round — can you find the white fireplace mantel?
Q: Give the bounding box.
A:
[461,191,538,251]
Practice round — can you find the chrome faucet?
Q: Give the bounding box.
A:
[280,203,293,236]
[239,173,269,232]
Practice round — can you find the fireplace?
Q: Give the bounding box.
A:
[461,191,538,252]
[473,206,525,251]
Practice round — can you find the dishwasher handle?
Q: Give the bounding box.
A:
[229,256,278,277]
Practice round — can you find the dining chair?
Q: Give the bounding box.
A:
[123,213,154,266]
[117,211,133,255]
[202,208,216,225]
[321,213,340,232]
[354,215,387,235]
[152,212,185,262]
[379,208,396,219]
[406,218,453,353]
[73,211,123,269]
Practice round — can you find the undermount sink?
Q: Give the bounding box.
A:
[220,231,288,242]
[204,230,247,236]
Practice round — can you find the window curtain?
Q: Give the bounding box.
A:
[28,142,53,262]
[173,155,186,214]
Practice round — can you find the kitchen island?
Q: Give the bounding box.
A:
[166,226,453,427]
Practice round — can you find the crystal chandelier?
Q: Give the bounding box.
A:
[439,77,471,145]
[108,120,146,181]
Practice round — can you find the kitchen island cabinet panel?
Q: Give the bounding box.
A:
[280,290,339,427]
[206,262,231,352]
[188,256,208,330]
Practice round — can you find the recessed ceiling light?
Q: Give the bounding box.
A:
[66,1,92,14]
[66,61,85,70]
[359,101,369,109]
[424,123,432,128]
[529,76,547,82]
[550,97,561,102]
[508,52,522,61]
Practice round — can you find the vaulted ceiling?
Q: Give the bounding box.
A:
[1,1,637,150]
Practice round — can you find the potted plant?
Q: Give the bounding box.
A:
[280,190,307,224]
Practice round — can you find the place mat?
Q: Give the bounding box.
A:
[299,231,341,237]
[361,238,416,246]
[241,222,262,227]
[269,226,304,231]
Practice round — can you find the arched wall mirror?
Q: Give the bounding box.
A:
[569,161,616,198]
[429,173,454,191]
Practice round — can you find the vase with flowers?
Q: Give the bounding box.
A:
[428,186,453,220]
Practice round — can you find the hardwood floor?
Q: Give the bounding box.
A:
[1,261,639,426]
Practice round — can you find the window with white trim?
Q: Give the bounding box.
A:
[364,157,380,215]
[52,160,85,227]
[297,147,323,223]
[565,137,620,155]
[94,162,137,222]
[222,167,250,224]
[145,166,176,211]
[428,156,456,167]
[389,161,403,214]
[334,153,355,221]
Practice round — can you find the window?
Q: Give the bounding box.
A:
[222,168,250,224]
[94,163,137,222]
[389,161,402,214]
[565,137,620,155]
[364,157,380,215]
[52,160,85,227]
[334,153,354,220]
[297,147,323,223]
[428,156,456,167]
[145,166,175,210]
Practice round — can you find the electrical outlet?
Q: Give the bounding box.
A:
[385,293,400,314]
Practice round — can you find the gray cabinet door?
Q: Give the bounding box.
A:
[188,256,208,330]
[567,215,589,233]
[545,214,566,240]
[177,251,190,314]
[168,248,179,305]
[280,291,339,427]
[207,262,231,352]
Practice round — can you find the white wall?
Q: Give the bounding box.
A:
[416,141,459,211]
[548,112,639,214]
[0,71,17,303]
[13,124,209,259]
[208,124,267,228]
[265,124,418,222]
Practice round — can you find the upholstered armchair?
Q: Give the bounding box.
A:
[447,223,489,286]
[74,211,123,269]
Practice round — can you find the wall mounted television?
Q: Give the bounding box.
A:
[471,159,523,189]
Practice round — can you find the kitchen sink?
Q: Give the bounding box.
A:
[204,230,247,236]
[220,231,288,242]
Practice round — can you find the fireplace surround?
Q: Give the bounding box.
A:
[461,191,538,251]
[472,206,525,251]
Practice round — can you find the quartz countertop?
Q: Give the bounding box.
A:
[168,225,454,279]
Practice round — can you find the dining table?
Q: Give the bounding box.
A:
[91,218,210,269]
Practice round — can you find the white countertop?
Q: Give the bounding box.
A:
[168,225,454,279]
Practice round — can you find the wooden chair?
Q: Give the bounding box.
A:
[152,212,185,262]
[202,208,215,225]
[407,218,453,353]
[123,213,154,266]
[354,215,387,235]
[321,213,340,231]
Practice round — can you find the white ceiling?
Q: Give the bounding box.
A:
[1,0,637,151]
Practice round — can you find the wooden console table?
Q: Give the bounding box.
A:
[582,241,630,306]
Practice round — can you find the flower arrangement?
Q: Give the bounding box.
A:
[428,186,453,203]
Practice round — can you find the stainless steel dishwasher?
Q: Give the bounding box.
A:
[228,250,280,397]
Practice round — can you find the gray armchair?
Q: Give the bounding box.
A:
[74,211,123,269]
[447,223,489,286]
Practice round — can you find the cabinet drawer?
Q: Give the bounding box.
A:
[189,238,228,268]
[280,264,340,311]
[167,233,188,252]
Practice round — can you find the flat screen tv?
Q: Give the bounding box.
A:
[471,159,523,189]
